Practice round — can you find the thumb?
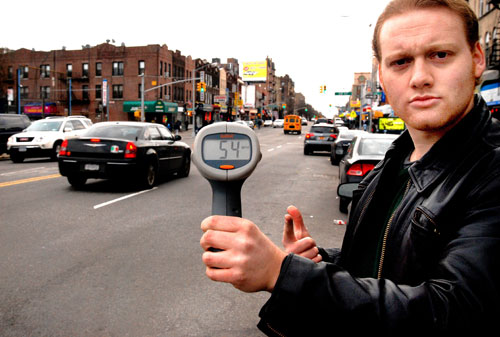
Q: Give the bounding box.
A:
[287,205,309,240]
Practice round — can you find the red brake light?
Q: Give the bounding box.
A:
[347,163,375,176]
[124,142,137,159]
[305,133,313,139]
[59,139,69,156]
[330,134,337,139]
[90,138,101,142]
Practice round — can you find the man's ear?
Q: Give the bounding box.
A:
[378,63,388,103]
[472,41,486,80]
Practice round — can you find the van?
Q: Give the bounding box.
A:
[284,115,302,134]
[0,114,31,155]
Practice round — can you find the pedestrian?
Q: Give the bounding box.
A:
[184,119,189,132]
[200,0,500,335]
[174,119,181,136]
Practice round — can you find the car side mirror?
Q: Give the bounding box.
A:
[337,183,359,198]
[174,135,181,141]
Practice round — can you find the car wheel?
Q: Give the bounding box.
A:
[339,197,350,214]
[304,146,310,155]
[141,160,158,189]
[67,175,87,189]
[178,154,191,178]
[10,153,25,163]
[51,141,62,160]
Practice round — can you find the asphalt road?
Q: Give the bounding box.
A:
[0,124,347,337]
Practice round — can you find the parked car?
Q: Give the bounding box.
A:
[7,116,92,163]
[58,122,191,189]
[303,123,341,155]
[263,119,273,127]
[284,115,302,134]
[234,120,251,128]
[314,118,330,124]
[338,133,398,213]
[0,113,31,155]
[273,119,284,128]
[330,129,367,165]
[301,117,308,125]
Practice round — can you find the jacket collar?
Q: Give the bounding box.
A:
[390,94,491,193]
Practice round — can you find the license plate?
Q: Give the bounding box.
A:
[319,136,325,140]
[18,147,27,152]
[84,164,99,171]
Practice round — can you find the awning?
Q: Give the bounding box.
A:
[123,100,178,113]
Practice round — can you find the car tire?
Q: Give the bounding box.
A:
[141,159,158,189]
[51,141,62,160]
[339,197,350,214]
[304,146,311,155]
[178,154,191,178]
[67,175,87,189]
[10,153,25,163]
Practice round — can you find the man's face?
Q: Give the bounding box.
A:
[378,8,485,135]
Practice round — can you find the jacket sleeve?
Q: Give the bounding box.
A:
[258,170,500,336]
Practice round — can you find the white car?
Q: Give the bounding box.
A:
[263,120,273,127]
[273,119,284,128]
[234,120,252,129]
[7,116,92,163]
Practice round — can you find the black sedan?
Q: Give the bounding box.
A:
[58,122,191,189]
[338,133,398,213]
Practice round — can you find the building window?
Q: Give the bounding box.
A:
[82,63,89,77]
[113,61,124,76]
[67,64,72,77]
[95,85,102,99]
[96,62,102,77]
[168,64,171,77]
[112,84,123,98]
[139,60,145,75]
[138,84,142,99]
[82,85,89,100]
[40,86,50,99]
[8,66,13,79]
[40,64,50,78]
[21,66,29,79]
[20,86,29,99]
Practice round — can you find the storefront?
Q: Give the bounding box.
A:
[480,70,500,120]
[123,100,178,126]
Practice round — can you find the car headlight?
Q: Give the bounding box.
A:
[7,136,13,144]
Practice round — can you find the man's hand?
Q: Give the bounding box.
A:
[282,205,322,263]
[200,216,287,293]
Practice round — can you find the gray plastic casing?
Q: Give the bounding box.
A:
[192,122,262,182]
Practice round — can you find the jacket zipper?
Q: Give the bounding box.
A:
[266,323,287,337]
[377,178,412,279]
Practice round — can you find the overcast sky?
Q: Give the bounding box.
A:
[3,0,391,117]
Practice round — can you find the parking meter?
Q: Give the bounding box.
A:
[192,122,261,217]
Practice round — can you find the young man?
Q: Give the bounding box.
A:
[200,0,500,334]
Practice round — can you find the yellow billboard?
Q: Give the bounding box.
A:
[242,61,267,82]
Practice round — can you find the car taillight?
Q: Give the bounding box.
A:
[329,134,337,140]
[124,142,137,159]
[90,138,101,142]
[347,163,375,176]
[305,133,314,139]
[59,139,69,156]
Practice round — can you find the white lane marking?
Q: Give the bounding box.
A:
[93,187,158,209]
[268,148,275,152]
[1,167,48,176]
[277,145,282,149]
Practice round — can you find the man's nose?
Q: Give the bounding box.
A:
[409,59,433,89]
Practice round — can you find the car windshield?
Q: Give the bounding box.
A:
[84,125,143,141]
[26,120,62,132]
[358,138,394,156]
[311,126,334,133]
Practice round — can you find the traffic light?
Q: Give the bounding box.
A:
[324,85,327,92]
[282,104,286,109]
[320,86,323,93]
[305,108,308,112]
[196,83,201,92]
[200,82,206,92]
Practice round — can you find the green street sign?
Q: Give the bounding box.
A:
[335,92,352,96]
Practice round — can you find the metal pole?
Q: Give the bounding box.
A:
[106,82,109,121]
[69,78,72,116]
[140,73,145,122]
[192,69,196,137]
[17,68,21,115]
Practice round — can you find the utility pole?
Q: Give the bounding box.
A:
[140,74,145,122]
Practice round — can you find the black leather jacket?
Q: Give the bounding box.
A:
[258,96,500,336]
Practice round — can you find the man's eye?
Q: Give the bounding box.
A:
[432,51,448,59]
[391,58,408,67]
